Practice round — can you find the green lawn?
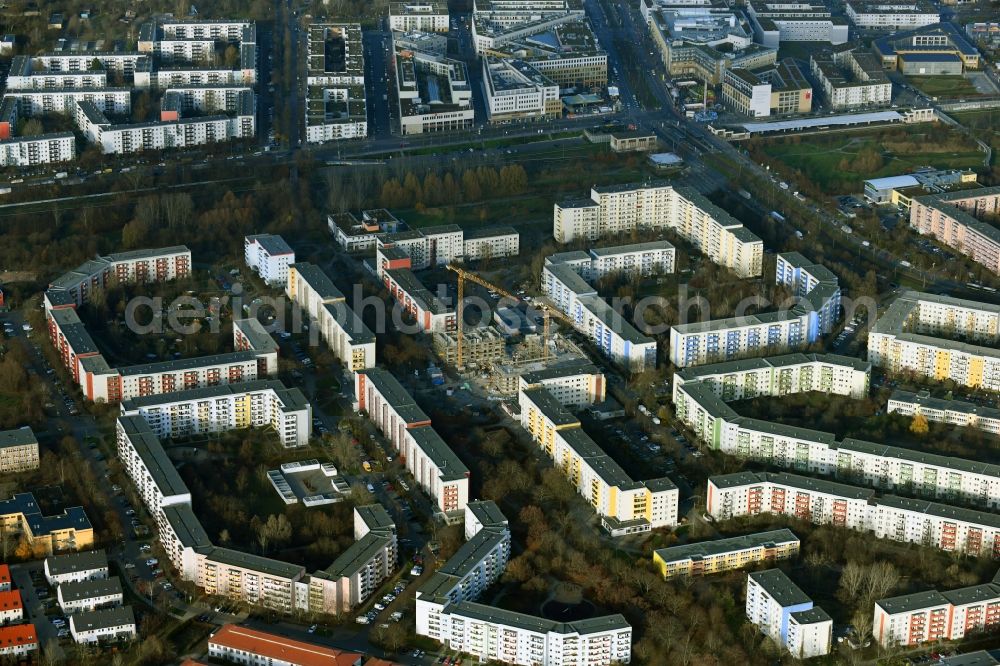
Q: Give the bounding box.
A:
[397,195,554,230]
[757,129,984,193]
[907,75,982,99]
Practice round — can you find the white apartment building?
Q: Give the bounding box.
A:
[44,550,108,586]
[82,106,255,155]
[0,132,75,167]
[653,528,801,579]
[355,368,470,518]
[888,389,1000,436]
[810,49,892,110]
[5,88,132,116]
[57,578,123,614]
[774,251,842,335]
[670,311,810,368]
[116,415,194,514]
[33,52,149,77]
[874,583,1000,647]
[541,250,658,372]
[244,234,295,286]
[519,386,678,535]
[518,359,606,409]
[379,262,457,333]
[909,186,1000,275]
[417,501,628,665]
[868,291,1000,391]
[286,262,376,371]
[379,225,465,270]
[0,427,39,473]
[747,569,832,659]
[483,58,560,124]
[846,1,939,30]
[147,67,255,88]
[0,624,37,658]
[389,1,449,32]
[745,0,850,48]
[708,471,1000,557]
[553,181,763,278]
[463,226,520,261]
[6,56,108,90]
[120,380,312,448]
[68,606,136,644]
[305,23,368,143]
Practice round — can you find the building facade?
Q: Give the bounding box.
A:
[0,427,39,473]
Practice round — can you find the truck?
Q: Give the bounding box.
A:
[770,211,785,223]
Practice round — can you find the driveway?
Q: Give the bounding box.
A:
[10,562,65,662]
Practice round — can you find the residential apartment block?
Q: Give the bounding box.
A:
[708,471,1000,558]
[120,380,312,448]
[909,186,1000,274]
[810,48,892,110]
[328,209,404,253]
[868,291,1000,391]
[541,248,660,372]
[746,569,832,658]
[875,583,1000,647]
[653,528,800,579]
[416,500,632,665]
[68,606,136,644]
[244,234,295,286]
[774,251,842,335]
[0,427,39,473]
[745,0,850,48]
[286,262,376,371]
[553,181,763,278]
[518,359,606,409]
[888,389,1000,436]
[519,385,678,535]
[389,1,449,32]
[463,226,520,262]
[305,23,368,142]
[0,492,93,555]
[355,368,469,518]
[117,408,398,616]
[377,250,456,333]
[846,0,939,30]
[44,550,108,586]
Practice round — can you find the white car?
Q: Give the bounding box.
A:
[145,558,158,567]
[356,616,370,625]
[374,603,385,611]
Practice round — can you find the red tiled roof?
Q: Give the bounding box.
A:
[208,625,362,666]
[0,564,10,587]
[0,590,22,612]
[0,624,37,649]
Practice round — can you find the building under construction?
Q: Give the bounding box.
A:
[432,327,506,368]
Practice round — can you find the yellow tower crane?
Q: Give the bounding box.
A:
[446,264,574,369]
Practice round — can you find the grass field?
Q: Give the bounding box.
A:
[907,75,982,99]
[756,128,984,193]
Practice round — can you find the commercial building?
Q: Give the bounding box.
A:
[57,578,123,614]
[909,187,1000,274]
[653,528,800,579]
[541,250,658,372]
[483,57,561,124]
[745,0,849,49]
[519,385,678,534]
[721,60,813,118]
[244,234,295,286]
[874,23,980,72]
[875,583,1000,647]
[480,19,607,90]
[355,368,469,518]
[0,427,39,473]
[0,492,93,555]
[888,389,1000,436]
[394,35,474,136]
[286,263,376,371]
[471,0,585,53]
[707,471,1000,558]
[0,624,37,657]
[868,291,1000,390]
[44,550,108,585]
[810,48,892,110]
[0,590,23,624]
[68,606,136,644]
[553,181,763,278]
[846,1,939,31]
[120,380,312,448]
[305,23,368,142]
[389,1,449,33]
[746,569,832,658]
[207,624,363,666]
